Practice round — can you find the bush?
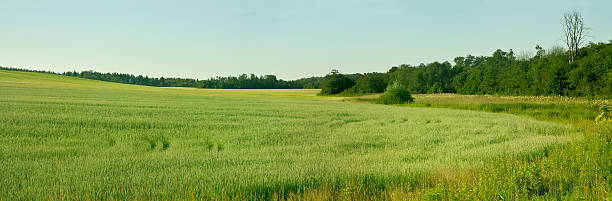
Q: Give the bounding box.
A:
[376,81,413,105]
[319,69,355,95]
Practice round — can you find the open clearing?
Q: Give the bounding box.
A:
[0,70,577,200]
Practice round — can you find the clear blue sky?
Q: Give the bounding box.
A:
[1,0,611,80]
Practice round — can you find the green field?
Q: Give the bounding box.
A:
[0,70,582,200]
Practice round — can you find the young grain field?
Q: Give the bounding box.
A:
[0,70,578,200]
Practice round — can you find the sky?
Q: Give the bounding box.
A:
[1,0,611,80]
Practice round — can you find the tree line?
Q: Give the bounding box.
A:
[407,41,611,97]
[3,40,611,98]
[197,74,322,89]
[62,71,324,89]
[0,67,323,89]
[319,40,612,98]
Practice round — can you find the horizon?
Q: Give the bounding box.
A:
[2,0,612,80]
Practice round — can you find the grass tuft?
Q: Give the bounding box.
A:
[161,135,170,150]
[205,137,214,151]
[216,143,224,152]
[145,137,157,150]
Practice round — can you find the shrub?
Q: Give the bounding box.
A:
[375,81,414,105]
[318,69,355,95]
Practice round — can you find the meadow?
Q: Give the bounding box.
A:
[345,93,611,200]
[0,70,593,200]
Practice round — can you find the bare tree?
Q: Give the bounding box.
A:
[562,11,587,63]
[517,50,534,61]
[548,45,566,56]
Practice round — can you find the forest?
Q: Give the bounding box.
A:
[384,41,612,98]
[316,40,612,98]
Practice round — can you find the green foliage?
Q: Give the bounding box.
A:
[382,41,612,98]
[595,105,611,124]
[341,73,388,96]
[318,69,356,95]
[375,81,414,105]
[427,83,444,94]
[387,62,455,94]
[425,184,450,201]
[198,74,322,89]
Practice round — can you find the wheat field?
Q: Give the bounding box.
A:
[0,70,577,200]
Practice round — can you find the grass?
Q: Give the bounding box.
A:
[408,94,611,200]
[0,70,595,200]
[343,93,611,200]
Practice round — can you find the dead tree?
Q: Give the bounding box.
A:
[562,11,587,63]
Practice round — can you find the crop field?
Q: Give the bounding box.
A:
[0,70,581,200]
